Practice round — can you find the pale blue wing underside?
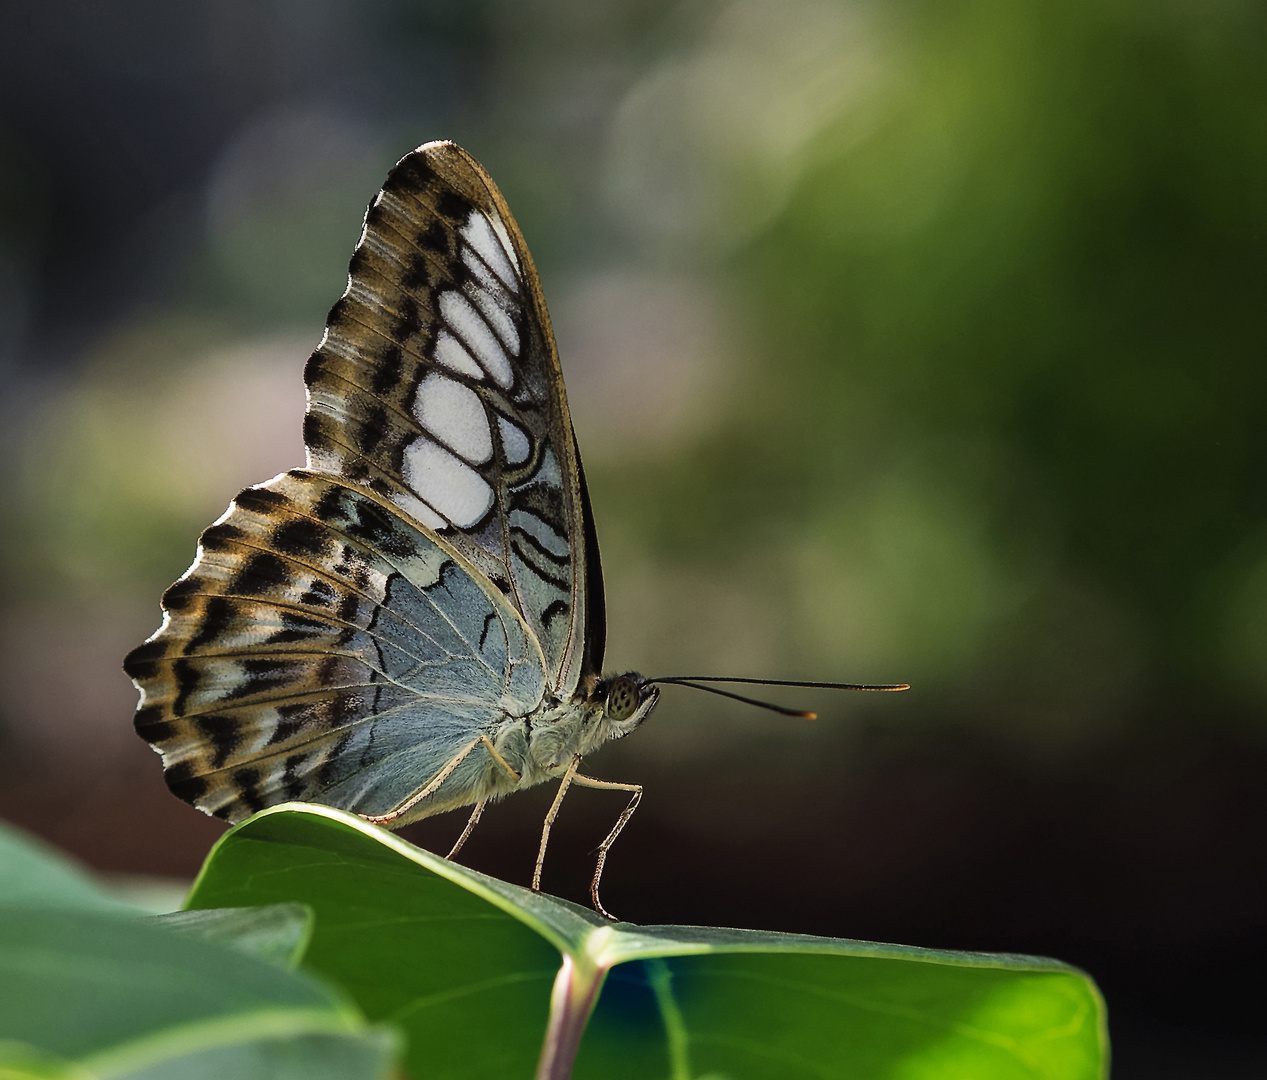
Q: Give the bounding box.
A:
[128,470,549,822]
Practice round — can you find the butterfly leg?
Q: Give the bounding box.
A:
[532,755,582,893]
[572,774,643,922]
[364,735,520,825]
[447,799,487,859]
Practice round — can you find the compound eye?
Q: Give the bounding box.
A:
[605,676,639,721]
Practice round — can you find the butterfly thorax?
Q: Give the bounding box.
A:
[360,673,658,828]
[516,673,659,786]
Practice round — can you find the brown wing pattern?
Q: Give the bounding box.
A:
[124,471,547,822]
[302,142,592,697]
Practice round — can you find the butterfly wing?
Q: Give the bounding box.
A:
[125,471,548,823]
[303,141,598,698]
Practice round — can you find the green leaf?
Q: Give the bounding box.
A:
[0,821,136,915]
[185,808,565,1077]
[0,817,399,1077]
[0,1040,93,1080]
[0,902,397,1079]
[0,818,398,1076]
[186,804,1108,1080]
[157,904,314,970]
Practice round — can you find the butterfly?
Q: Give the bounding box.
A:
[125,141,905,919]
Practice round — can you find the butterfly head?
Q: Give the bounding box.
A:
[595,672,660,736]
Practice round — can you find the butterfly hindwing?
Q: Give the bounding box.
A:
[302,141,593,698]
[125,470,548,823]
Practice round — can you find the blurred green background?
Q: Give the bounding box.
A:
[0,2,1263,1076]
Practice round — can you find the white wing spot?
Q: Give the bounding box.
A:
[498,416,530,465]
[440,291,513,388]
[466,281,519,356]
[390,491,447,532]
[463,248,513,305]
[461,212,519,293]
[488,214,522,274]
[433,330,485,380]
[414,372,493,465]
[402,438,494,528]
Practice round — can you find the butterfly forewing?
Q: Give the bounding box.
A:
[126,471,548,822]
[302,142,591,697]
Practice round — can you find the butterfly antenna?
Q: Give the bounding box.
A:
[649,679,818,718]
[646,676,909,720]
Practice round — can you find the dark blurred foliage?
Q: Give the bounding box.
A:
[0,2,1264,1077]
[741,0,1267,717]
